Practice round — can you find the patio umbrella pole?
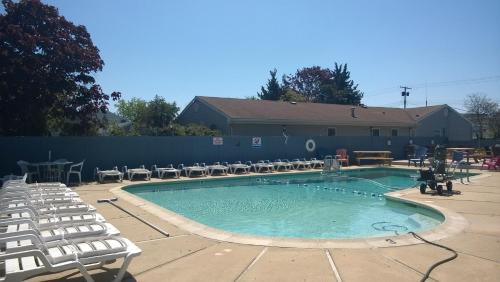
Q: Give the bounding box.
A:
[97,197,170,237]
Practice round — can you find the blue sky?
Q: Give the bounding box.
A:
[43,0,500,112]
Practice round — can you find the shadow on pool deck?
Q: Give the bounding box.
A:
[26,166,500,282]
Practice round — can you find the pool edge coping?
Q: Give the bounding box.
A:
[110,166,484,249]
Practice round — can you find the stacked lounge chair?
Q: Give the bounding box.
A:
[205,162,229,176]
[247,160,274,173]
[225,161,251,174]
[272,159,293,171]
[123,165,151,181]
[95,166,124,183]
[0,175,141,282]
[151,164,181,178]
[178,163,207,177]
[290,159,311,170]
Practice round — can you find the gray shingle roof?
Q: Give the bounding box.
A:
[195,96,445,127]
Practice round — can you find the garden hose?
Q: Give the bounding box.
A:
[408,231,458,282]
[370,223,458,282]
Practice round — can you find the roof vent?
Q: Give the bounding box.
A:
[415,114,420,117]
[290,101,297,105]
[350,107,357,118]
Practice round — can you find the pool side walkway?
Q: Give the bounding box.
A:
[27,166,500,282]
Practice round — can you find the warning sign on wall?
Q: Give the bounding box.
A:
[212,137,223,145]
[252,137,262,148]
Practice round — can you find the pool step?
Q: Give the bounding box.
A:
[405,213,437,228]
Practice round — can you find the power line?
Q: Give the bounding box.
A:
[367,75,500,97]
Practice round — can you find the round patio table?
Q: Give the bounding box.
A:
[31,161,73,183]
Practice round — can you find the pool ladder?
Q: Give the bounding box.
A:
[323,155,341,174]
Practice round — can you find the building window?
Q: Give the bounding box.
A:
[391,129,398,137]
[327,128,336,136]
[371,128,380,137]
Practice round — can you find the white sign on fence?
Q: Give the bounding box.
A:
[252,137,262,148]
[212,137,223,145]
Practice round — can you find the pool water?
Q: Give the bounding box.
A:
[126,168,445,239]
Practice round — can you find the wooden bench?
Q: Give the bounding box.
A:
[353,151,393,166]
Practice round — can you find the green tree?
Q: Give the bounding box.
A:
[280,89,306,102]
[0,0,120,135]
[283,63,363,105]
[178,123,220,136]
[115,96,219,136]
[116,96,178,135]
[319,63,364,105]
[286,66,333,102]
[257,69,284,100]
[116,98,148,127]
[145,95,179,130]
[464,93,499,139]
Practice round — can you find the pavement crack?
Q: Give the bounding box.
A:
[134,242,220,277]
[381,254,439,282]
[233,246,268,282]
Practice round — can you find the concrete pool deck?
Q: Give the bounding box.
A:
[26,166,500,282]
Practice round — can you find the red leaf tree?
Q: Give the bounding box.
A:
[0,0,120,135]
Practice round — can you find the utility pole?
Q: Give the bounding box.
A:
[400,86,411,109]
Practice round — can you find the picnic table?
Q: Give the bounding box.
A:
[353,151,393,166]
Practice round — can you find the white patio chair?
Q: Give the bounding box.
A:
[67,160,85,186]
[0,235,141,282]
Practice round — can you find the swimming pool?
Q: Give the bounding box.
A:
[125,168,446,239]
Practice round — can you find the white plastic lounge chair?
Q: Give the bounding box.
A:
[310,158,324,169]
[1,203,95,216]
[227,161,250,174]
[272,159,292,171]
[2,196,83,208]
[301,158,313,168]
[0,221,120,242]
[16,161,40,183]
[248,161,274,173]
[291,159,311,170]
[151,165,181,178]
[123,165,151,181]
[2,184,71,193]
[0,211,106,229]
[1,174,27,187]
[206,162,229,176]
[0,235,141,282]
[95,167,123,183]
[179,164,207,177]
[0,188,79,200]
